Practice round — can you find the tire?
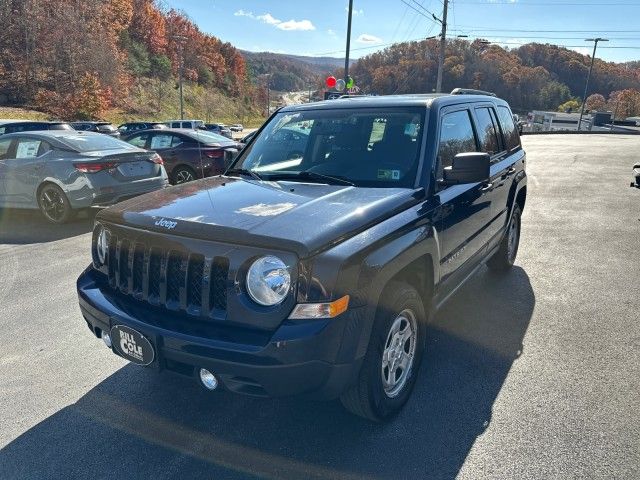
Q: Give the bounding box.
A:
[487,202,522,272]
[37,183,73,224]
[172,166,197,185]
[341,282,426,421]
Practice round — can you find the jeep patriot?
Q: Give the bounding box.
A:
[77,90,527,420]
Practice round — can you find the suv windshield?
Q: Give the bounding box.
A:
[234,107,424,187]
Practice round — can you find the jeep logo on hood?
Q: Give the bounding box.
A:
[154,218,177,229]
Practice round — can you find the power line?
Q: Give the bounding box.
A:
[451,26,640,33]
[455,1,640,5]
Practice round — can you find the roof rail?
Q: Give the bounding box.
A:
[450,88,496,97]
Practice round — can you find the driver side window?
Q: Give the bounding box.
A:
[436,110,477,180]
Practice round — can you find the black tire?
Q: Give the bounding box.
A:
[340,282,426,421]
[37,183,73,224]
[171,166,197,185]
[487,203,522,272]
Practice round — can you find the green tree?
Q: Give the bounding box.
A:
[558,99,581,113]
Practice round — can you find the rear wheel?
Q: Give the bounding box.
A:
[340,282,426,421]
[172,166,197,184]
[487,203,521,272]
[37,183,73,224]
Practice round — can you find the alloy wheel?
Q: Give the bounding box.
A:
[381,309,417,398]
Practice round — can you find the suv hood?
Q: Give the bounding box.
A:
[97,177,422,257]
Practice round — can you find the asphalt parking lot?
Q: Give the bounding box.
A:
[1,134,638,479]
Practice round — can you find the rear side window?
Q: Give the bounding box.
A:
[497,106,521,151]
[437,110,477,175]
[0,138,12,158]
[15,139,42,158]
[127,133,148,148]
[474,107,501,156]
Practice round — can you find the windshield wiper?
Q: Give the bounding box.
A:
[225,168,263,182]
[265,171,355,187]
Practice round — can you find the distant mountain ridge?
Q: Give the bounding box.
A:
[241,51,354,91]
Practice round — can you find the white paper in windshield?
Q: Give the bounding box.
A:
[16,141,40,158]
[150,135,172,149]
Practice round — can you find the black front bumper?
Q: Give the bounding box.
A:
[77,268,366,399]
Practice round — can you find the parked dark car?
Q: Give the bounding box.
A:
[78,91,526,421]
[117,122,167,134]
[122,128,241,184]
[202,123,233,139]
[71,121,120,137]
[0,131,167,223]
[0,120,73,135]
[240,130,256,145]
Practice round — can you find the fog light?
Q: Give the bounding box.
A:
[102,332,112,348]
[199,368,218,390]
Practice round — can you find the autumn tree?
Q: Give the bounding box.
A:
[586,93,606,111]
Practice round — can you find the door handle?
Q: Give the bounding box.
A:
[480,182,493,192]
[501,167,516,180]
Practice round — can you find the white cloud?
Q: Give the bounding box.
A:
[234,9,254,18]
[256,13,281,25]
[357,33,383,44]
[277,19,316,31]
[346,7,364,15]
[327,29,337,37]
[234,10,315,31]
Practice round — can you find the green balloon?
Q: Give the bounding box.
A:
[346,76,354,89]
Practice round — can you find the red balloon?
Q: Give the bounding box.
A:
[326,76,337,88]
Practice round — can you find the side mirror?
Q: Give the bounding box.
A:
[443,152,490,184]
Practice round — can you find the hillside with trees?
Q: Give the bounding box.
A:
[242,51,343,92]
[0,0,257,122]
[348,38,640,117]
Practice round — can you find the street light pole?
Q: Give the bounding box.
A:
[578,37,608,131]
[435,0,449,93]
[172,35,188,120]
[344,0,354,91]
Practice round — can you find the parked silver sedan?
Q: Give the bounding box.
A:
[0,131,168,223]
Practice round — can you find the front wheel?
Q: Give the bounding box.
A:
[340,282,426,421]
[487,203,522,272]
[172,166,197,184]
[37,183,73,224]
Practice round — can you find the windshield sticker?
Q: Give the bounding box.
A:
[404,123,418,137]
[16,141,40,158]
[378,169,401,180]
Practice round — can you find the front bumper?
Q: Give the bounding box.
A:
[77,268,365,399]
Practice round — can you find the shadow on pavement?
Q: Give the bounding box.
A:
[0,267,534,480]
[0,208,96,244]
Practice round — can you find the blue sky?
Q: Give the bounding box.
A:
[164,0,640,63]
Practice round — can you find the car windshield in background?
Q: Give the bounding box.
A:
[59,134,135,152]
[189,130,232,144]
[235,108,424,187]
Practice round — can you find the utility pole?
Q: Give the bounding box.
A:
[578,37,608,131]
[435,0,448,93]
[264,74,271,117]
[344,0,354,91]
[172,35,188,120]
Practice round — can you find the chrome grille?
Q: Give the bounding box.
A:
[105,234,229,318]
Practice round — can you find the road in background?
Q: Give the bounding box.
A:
[1,135,638,479]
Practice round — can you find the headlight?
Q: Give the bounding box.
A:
[93,224,109,267]
[246,256,291,306]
